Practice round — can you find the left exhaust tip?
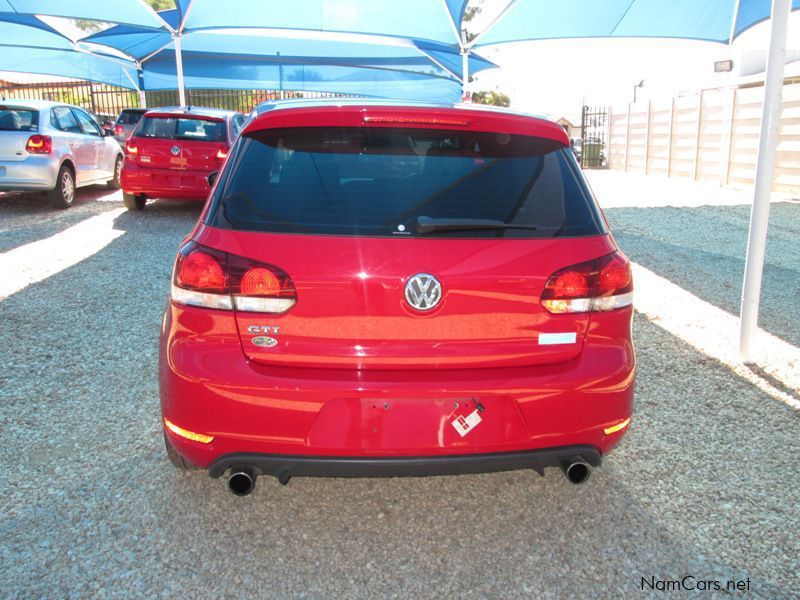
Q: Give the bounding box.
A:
[228,468,256,496]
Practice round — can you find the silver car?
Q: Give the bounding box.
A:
[0,100,124,208]
[112,108,147,144]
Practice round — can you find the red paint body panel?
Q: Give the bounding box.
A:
[197,226,618,369]
[160,103,635,475]
[121,159,212,200]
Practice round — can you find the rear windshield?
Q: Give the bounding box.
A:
[117,110,144,125]
[0,107,39,132]
[209,127,605,238]
[137,116,225,141]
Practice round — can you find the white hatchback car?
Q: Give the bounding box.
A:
[0,100,124,208]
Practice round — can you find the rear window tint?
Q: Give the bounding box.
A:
[209,127,605,239]
[117,110,144,125]
[0,108,39,131]
[138,116,225,142]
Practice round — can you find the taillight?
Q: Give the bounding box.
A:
[215,145,229,163]
[541,252,633,314]
[114,124,125,136]
[25,135,52,154]
[125,139,138,159]
[171,242,296,313]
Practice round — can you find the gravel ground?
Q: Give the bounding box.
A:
[1,183,799,598]
[586,170,800,348]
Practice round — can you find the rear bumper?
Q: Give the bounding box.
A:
[208,445,601,479]
[121,162,210,200]
[160,302,635,470]
[0,157,59,190]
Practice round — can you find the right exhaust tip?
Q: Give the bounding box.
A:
[562,460,591,484]
[228,469,256,496]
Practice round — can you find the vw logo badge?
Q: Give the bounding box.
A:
[405,273,442,311]
[170,145,180,156]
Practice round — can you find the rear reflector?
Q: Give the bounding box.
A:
[171,242,297,313]
[603,417,631,435]
[542,252,633,314]
[216,145,229,163]
[164,418,214,444]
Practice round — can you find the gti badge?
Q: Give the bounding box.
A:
[170,145,180,156]
[405,273,442,311]
[248,325,280,335]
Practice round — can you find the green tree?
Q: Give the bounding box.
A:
[462,4,480,43]
[76,0,175,32]
[471,90,511,107]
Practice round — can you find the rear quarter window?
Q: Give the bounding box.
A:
[117,110,144,125]
[0,107,39,131]
[209,126,605,239]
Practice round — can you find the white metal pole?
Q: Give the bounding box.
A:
[173,33,186,106]
[461,47,469,99]
[739,0,791,361]
[138,90,147,108]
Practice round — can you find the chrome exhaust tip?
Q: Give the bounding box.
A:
[562,460,591,484]
[228,468,256,496]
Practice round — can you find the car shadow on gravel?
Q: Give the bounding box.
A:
[606,203,800,347]
[110,199,203,235]
[0,188,124,253]
[0,187,120,213]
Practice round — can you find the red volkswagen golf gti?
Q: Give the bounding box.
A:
[121,106,245,210]
[159,100,634,495]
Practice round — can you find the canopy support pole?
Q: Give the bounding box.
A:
[461,48,469,96]
[461,31,469,99]
[738,0,791,361]
[173,33,186,107]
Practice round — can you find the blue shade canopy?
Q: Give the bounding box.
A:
[0,0,165,29]
[143,54,464,103]
[474,0,800,46]
[0,17,140,89]
[734,0,800,37]
[179,0,465,45]
[84,25,493,77]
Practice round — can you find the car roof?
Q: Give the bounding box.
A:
[144,106,240,119]
[0,99,77,110]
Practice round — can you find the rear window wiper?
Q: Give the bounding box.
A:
[415,215,537,234]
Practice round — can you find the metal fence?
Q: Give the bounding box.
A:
[0,80,346,116]
[580,105,609,169]
[0,80,139,116]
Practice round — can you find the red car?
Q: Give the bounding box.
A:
[160,100,635,496]
[120,106,246,210]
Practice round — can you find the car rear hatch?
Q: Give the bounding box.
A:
[194,112,614,370]
[131,113,227,172]
[0,106,40,162]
